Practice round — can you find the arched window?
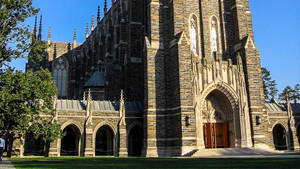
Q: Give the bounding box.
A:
[53,58,68,98]
[190,15,199,56]
[211,17,219,52]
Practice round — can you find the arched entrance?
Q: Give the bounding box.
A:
[95,125,114,156]
[128,125,143,156]
[202,90,235,148]
[24,133,44,156]
[60,124,81,156]
[297,125,300,145]
[273,124,287,150]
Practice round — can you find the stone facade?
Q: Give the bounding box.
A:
[21,0,300,157]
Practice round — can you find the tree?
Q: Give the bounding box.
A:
[27,38,48,69]
[0,69,61,157]
[261,67,278,102]
[261,68,270,100]
[0,0,39,67]
[291,84,300,104]
[279,86,294,103]
[269,80,279,101]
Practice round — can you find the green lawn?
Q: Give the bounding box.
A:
[10,157,300,169]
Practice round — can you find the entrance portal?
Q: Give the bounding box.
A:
[202,90,236,148]
[203,123,229,148]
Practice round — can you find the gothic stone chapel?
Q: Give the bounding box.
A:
[20,0,300,157]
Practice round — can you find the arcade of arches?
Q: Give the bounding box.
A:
[28,123,145,157]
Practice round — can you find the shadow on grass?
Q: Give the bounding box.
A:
[10,157,300,169]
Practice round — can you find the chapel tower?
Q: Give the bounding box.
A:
[144,0,268,157]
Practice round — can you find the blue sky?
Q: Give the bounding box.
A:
[9,0,300,93]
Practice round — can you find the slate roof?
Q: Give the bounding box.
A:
[291,103,300,113]
[55,99,143,112]
[265,103,285,112]
[84,71,105,87]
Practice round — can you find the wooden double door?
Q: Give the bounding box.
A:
[203,123,229,148]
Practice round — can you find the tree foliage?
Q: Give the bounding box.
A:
[279,86,293,102]
[0,69,61,156]
[261,67,278,102]
[29,39,47,62]
[0,0,39,67]
[291,84,300,104]
[279,84,300,104]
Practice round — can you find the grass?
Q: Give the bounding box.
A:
[10,157,300,169]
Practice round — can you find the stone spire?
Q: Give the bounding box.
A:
[97,5,101,23]
[47,26,51,45]
[73,29,77,48]
[85,22,89,39]
[32,15,37,40]
[104,0,107,14]
[87,88,92,112]
[38,15,42,40]
[91,15,94,31]
[119,90,125,122]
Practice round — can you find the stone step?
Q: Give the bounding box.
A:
[192,148,282,157]
[0,159,16,169]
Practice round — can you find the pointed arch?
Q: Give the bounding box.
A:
[127,123,143,156]
[24,125,45,156]
[93,122,117,156]
[272,123,288,150]
[196,82,241,148]
[296,122,300,145]
[60,122,82,156]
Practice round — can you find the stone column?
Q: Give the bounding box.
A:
[177,33,197,155]
[234,0,270,146]
[84,128,94,157]
[118,90,128,157]
[143,0,164,157]
[84,89,94,157]
[243,39,269,146]
[49,140,59,157]
[118,124,128,157]
[11,135,24,157]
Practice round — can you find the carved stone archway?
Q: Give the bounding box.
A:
[195,83,242,149]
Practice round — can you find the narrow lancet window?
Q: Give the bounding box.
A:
[211,17,218,52]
